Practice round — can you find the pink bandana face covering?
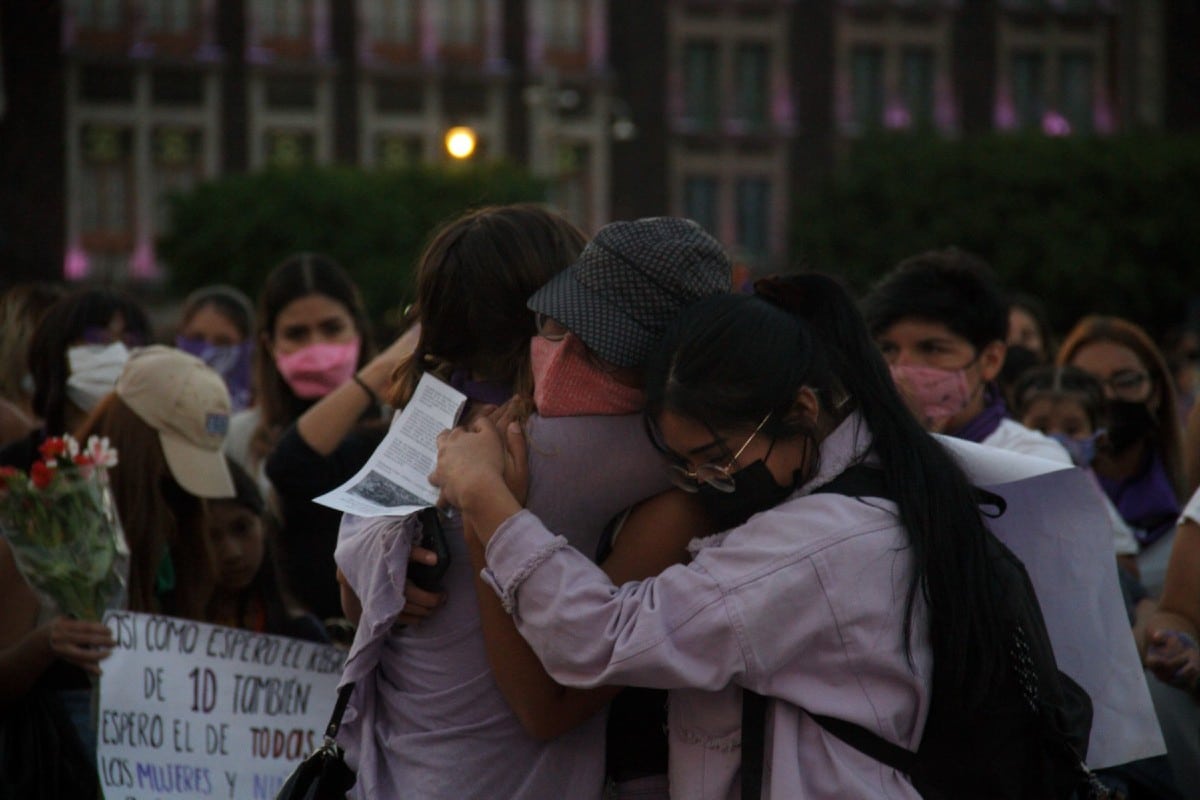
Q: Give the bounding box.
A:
[274,337,361,399]
[531,334,644,417]
[888,363,972,425]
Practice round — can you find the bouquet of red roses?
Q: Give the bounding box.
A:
[0,434,128,621]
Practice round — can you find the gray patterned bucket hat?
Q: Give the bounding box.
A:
[528,217,731,368]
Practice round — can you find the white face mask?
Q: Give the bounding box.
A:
[66,341,130,412]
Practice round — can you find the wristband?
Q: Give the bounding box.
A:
[352,373,380,407]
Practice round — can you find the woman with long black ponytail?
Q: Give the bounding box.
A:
[432,274,1069,799]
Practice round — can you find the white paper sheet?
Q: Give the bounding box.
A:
[314,372,466,517]
[943,438,1166,768]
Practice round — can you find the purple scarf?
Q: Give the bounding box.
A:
[951,384,1007,444]
[449,369,513,408]
[1096,452,1180,548]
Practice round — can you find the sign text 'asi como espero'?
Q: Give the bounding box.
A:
[98,611,345,800]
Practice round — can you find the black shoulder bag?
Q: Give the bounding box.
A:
[275,683,357,800]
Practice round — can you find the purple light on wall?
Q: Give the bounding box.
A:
[61,9,76,50]
[485,0,504,69]
[1094,91,1115,134]
[1042,110,1071,136]
[527,2,545,69]
[771,82,794,129]
[884,99,912,130]
[934,74,957,133]
[421,2,439,65]
[130,241,160,280]
[993,82,1018,131]
[313,0,331,57]
[64,246,90,281]
[588,0,608,70]
[834,72,854,133]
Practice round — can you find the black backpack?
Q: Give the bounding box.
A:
[740,465,1106,800]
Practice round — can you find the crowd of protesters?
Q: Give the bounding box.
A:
[1,205,1200,799]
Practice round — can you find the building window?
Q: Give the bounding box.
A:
[735,177,771,260]
[264,76,317,110]
[901,47,935,128]
[152,127,205,230]
[377,134,423,169]
[256,0,311,39]
[733,43,769,130]
[70,0,124,30]
[266,130,316,168]
[367,0,415,44]
[1011,51,1045,129]
[442,0,481,47]
[1060,52,1094,134]
[682,41,719,130]
[851,46,884,131]
[546,0,584,51]
[144,0,196,34]
[79,125,134,249]
[683,176,719,236]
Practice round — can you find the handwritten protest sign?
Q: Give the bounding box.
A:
[98,611,345,800]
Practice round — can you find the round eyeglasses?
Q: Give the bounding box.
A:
[647,412,772,494]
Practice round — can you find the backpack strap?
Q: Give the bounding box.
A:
[808,713,916,775]
[740,689,768,799]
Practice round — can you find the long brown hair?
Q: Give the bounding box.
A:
[77,395,216,620]
[389,204,585,407]
[251,253,374,463]
[1057,315,1186,497]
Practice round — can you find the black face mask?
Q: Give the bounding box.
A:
[1102,400,1157,455]
[697,460,796,531]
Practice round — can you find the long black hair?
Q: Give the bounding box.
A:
[644,273,1006,705]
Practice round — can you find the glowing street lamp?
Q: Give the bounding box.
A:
[445,126,477,159]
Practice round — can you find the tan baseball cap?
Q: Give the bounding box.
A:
[116,345,235,499]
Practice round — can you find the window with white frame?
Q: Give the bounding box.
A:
[735,177,771,260]
[70,0,124,30]
[79,125,135,246]
[1060,51,1094,134]
[546,0,584,51]
[144,0,196,34]
[255,0,310,39]
[733,43,769,129]
[367,0,416,44]
[683,176,719,236]
[1011,51,1046,129]
[682,40,719,130]
[901,47,935,128]
[850,45,884,131]
[151,127,205,230]
[442,0,481,46]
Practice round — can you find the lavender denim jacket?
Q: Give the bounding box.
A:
[483,415,931,799]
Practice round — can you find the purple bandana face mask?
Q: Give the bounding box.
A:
[176,336,254,412]
[1048,431,1102,468]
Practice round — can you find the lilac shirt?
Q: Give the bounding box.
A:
[483,416,931,800]
[334,413,672,800]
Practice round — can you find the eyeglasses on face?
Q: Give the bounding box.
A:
[646,412,772,494]
[1100,370,1151,400]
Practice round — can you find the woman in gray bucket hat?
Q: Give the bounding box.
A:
[335,213,731,800]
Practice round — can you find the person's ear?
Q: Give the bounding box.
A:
[793,386,821,426]
[978,340,1007,383]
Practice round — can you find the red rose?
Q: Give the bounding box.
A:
[0,466,17,480]
[30,460,53,490]
[73,454,93,467]
[38,437,66,460]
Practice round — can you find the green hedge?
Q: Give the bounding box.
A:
[159,163,546,326]
[792,134,1200,336]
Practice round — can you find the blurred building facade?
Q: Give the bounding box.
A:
[0,0,1197,285]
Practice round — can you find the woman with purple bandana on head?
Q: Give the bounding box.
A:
[223,254,377,622]
[175,285,256,412]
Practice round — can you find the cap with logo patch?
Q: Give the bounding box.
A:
[116,345,235,499]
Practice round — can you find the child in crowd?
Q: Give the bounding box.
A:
[207,457,327,643]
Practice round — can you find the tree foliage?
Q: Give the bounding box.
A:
[159,163,546,325]
[793,134,1200,337]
